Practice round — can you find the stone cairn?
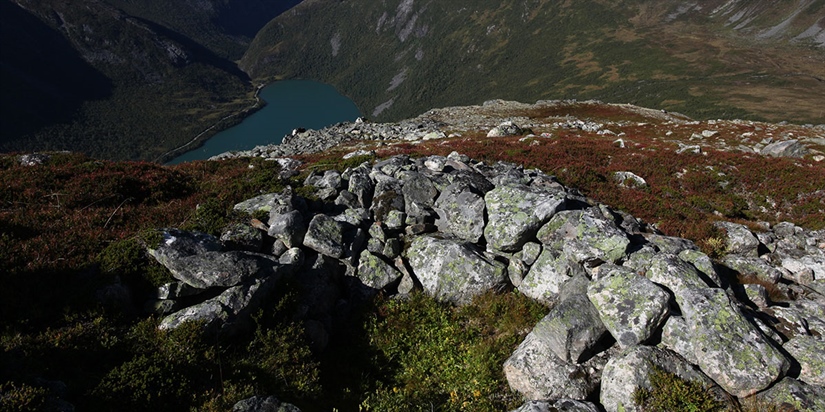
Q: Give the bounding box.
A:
[145,151,825,412]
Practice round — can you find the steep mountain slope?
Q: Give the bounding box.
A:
[104,0,302,59]
[0,0,255,161]
[0,0,305,161]
[242,0,825,124]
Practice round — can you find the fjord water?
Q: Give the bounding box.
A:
[168,80,361,164]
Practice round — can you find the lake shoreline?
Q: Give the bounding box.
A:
[166,80,362,165]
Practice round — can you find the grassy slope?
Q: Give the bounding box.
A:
[242,0,825,124]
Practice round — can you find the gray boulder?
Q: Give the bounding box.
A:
[761,139,810,158]
[642,233,700,255]
[433,183,486,243]
[402,172,439,210]
[268,210,306,248]
[784,335,825,386]
[484,184,566,252]
[487,121,525,137]
[715,221,760,257]
[723,255,782,284]
[538,209,630,266]
[347,170,374,209]
[220,223,263,252]
[232,395,301,412]
[586,265,670,348]
[678,249,722,287]
[504,332,596,401]
[356,250,403,291]
[159,275,280,336]
[600,346,726,412]
[148,229,222,267]
[162,251,280,289]
[510,399,600,412]
[303,214,345,258]
[658,315,698,364]
[520,249,586,305]
[756,377,825,412]
[645,253,711,296]
[677,287,790,397]
[406,236,507,305]
[530,293,608,363]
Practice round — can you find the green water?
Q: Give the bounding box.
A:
[168,80,361,164]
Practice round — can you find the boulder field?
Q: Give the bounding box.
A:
[147,151,824,411]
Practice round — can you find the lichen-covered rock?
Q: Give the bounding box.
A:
[503,332,596,401]
[715,221,760,257]
[303,214,345,258]
[406,236,507,304]
[784,335,825,385]
[233,193,282,215]
[537,209,630,266]
[356,250,402,291]
[484,184,566,252]
[586,265,670,348]
[232,395,301,412]
[678,249,722,287]
[658,315,698,364]
[268,210,306,248]
[677,287,790,397]
[433,182,486,243]
[510,399,600,412]
[645,253,711,295]
[723,255,782,284]
[530,293,607,363]
[600,346,726,412]
[161,251,280,289]
[520,249,586,305]
[782,255,825,281]
[756,377,825,412]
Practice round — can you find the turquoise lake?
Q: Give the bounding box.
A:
[168,80,361,164]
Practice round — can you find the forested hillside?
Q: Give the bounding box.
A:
[242,0,825,124]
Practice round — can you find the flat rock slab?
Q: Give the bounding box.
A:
[406,236,507,305]
[784,335,825,386]
[587,265,670,348]
[677,287,790,397]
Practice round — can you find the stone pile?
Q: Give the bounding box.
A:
[146,152,825,412]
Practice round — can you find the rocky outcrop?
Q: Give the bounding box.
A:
[145,150,825,410]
